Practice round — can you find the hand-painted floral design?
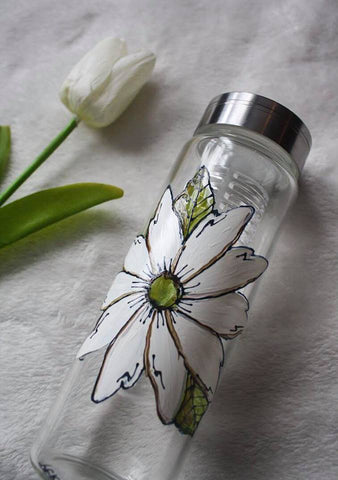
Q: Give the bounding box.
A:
[77,166,268,435]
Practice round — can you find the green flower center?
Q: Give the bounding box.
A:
[149,274,180,309]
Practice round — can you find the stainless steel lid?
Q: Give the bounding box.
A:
[195,92,312,171]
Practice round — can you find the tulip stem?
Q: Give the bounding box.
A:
[0,116,79,207]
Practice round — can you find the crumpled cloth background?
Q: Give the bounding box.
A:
[1,1,338,479]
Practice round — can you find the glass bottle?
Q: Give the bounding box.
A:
[31,92,312,480]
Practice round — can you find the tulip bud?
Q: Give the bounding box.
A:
[60,37,156,128]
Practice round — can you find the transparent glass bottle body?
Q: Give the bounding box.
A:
[31,125,298,480]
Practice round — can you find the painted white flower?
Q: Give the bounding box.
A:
[77,175,268,426]
[60,37,156,128]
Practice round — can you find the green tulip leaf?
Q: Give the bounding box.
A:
[0,182,123,247]
[0,126,11,181]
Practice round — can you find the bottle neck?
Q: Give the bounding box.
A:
[194,124,300,183]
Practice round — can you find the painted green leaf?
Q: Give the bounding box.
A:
[174,166,214,239]
[0,182,123,247]
[0,126,11,181]
[174,373,209,436]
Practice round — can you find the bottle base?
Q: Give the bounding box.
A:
[31,452,127,480]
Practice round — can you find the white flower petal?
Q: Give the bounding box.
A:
[60,36,156,128]
[146,312,187,424]
[178,292,248,338]
[60,37,127,117]
[77,294,147,359]
[175,207,253,281]
[90,50,155,127]
[184,247,268,299]
[169,312,224,400]
[102,271,145,310]
[124,235,152,280]
[147,188,183,274]
[92,305,151,402]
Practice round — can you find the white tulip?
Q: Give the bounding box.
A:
[60,37,156,128]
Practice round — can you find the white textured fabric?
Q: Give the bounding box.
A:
[1,1,338,479]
